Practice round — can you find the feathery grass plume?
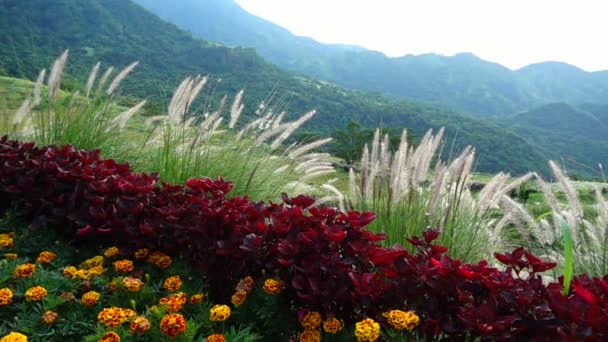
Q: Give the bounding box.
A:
[549,160,583,218]
[85,62,101,98]
[287,138,333,159]
[270,110,316,150]
[96,66,114,93]
[33,69,46,107]
[11,98,31,127]
[106,100,147,131]
[499,194,536,244]
[229,89,244,128]
[106,61,139,96]
[47,50,69,101]
[321,183,345,212]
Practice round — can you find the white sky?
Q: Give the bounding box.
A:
[235,0,608,71]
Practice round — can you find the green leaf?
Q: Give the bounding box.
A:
[561,218,574,296]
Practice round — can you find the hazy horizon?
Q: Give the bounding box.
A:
[235,0,608,72]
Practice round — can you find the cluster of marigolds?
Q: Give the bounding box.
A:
[0,231,419,341]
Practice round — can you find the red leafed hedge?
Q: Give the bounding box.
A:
[1,136,607,341]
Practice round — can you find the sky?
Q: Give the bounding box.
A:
[235,0,608,71]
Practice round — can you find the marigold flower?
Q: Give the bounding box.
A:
[301,311,322,330]
[262,278,282,295]
[89,265,106,277]
[75,269,92,280]
[323,318,343,334]
[299,330,321,342]
[59,291,76,301]
[122,277,144,292]
[231,290,247,306]
[383,309,420,331]
[81,255,105,269]
[206,334,226,342]
[235,276,254,294]
[13,263,35,278]
[104,247,119,258]
[113,260,134,273]
[24,286,47,302]
[81,291,101,307]
[190,293,204,304]
[0,332,28,342]
[134,248,149,259]
[0,288,13,306]
[355,318,381,342]
[0,233,13,248]
[62,266,77,278]
[36,251,56,264]
[160,313,187,338]
[209,304,231,322]
[147,251,172,269]
[98,331,120,342]
[41,310,58,324]
[4,253,17,260]
[98,307,133,328]
[159,292,187,312]
[163,275,182,292]
[129,316,151,334]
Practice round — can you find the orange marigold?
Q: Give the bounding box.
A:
[355,318,380,342]
[209,304,231,322]
[190,293,204,304]
[383,309,420,331]
[113,260,134,273]
[98,307,133,328]
[230,290,247,306]
[81,291,101,307]
[104,247,119,258]
[129,316,151,334]
[299,330,321,342]
[122,277,144,292]
[159,292,187,312]
[0,288,13,306]
[25,286,47,302]
[4,253,17,260]
[75,269,92,280]
[147,251,172,269]
[206,334,226,342]
[0,233,13,248]
[36,251,56,264]
[301,311,322,330]
[134,248,149,259]
[235,276,254,294]
[163,276,182,292]
[0,332,28,342]
[63,266,77,278]
[160,313,187,339]
[41,310,58,324]
[323,318,343,334]
[262,278,282,295]
[98,331,120,342]
[13,263,35,278]
[89,265,106,277]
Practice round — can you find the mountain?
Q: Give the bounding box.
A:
[0,0,548,174]
[500,102,608,176]
[133,0,608,118]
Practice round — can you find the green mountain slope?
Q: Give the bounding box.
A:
[0,0,547,174]
[500,103,608,176]
[133,0,608,118]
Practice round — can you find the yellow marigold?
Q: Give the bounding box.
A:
[81,255,105,269]
[323,318,343,334]
[36,251,56,264]
[301,311,323,330]
[355,318,380,342]
[0,233,13,248]
[0,288,13,306]
[98,331,120,342]
[206,334,226,342]
[81,291,101,307]
[160,313,187,339]
[13,263,35,278]
[98,307,133,328]
[104,247,119,258]
[24,286,47,302]
[41,310,58,324]
[190,293,204,304]
[4,253,17,260]
[159,292,187,312]
[163,275,182,292]
[299,330,321,342]
[122,277,144,292]
[89,265,106,277]
[231,290,247,306]
[129,316,151,334]
[383,309,420,331]
[0,332,27,342]
[209,304,231,322]
[147,251,172,269]
[235,276,254,294]
[262,278,282,295]
[113,260,134,273]
[75,269,92,280]
[63,266,77,278]
[134,248,149,259]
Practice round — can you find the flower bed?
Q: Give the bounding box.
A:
[1,136,607,341]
